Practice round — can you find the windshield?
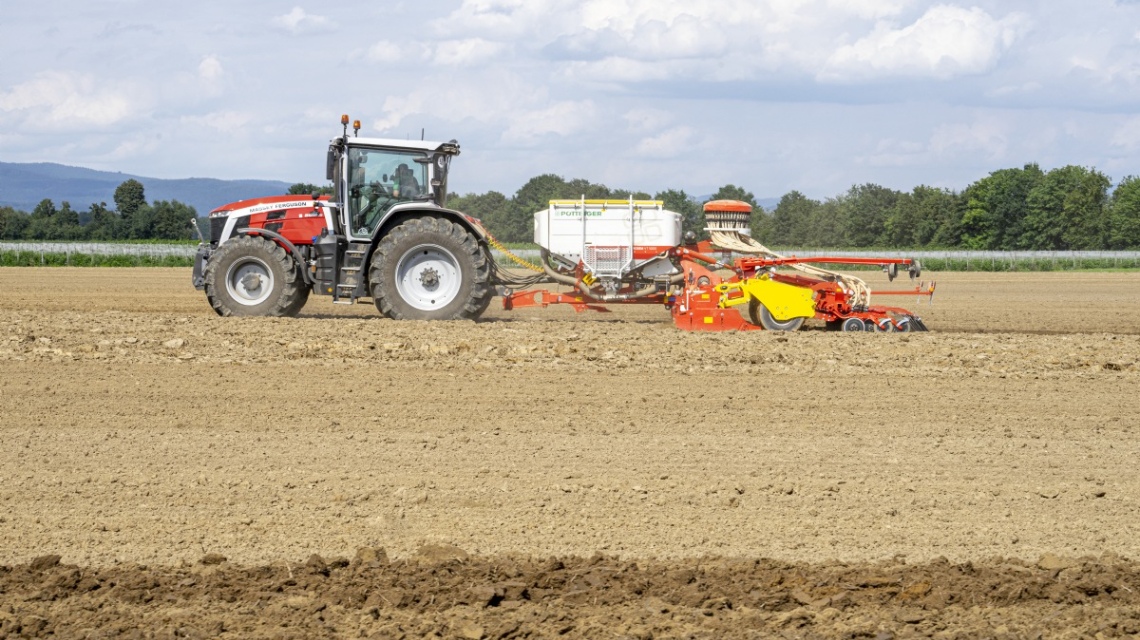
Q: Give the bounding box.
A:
[346,147,428,236]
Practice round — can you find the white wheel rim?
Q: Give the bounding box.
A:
[395,244,462,311]
[225,257,274,306]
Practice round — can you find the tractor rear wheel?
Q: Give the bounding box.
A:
[203,235,309,317]
[750,299,806,331]
[369,217,491,320]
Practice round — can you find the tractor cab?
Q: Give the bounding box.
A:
[326,121,459,242]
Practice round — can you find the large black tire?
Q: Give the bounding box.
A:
[369,217,491,320]
[203,235,309,317]
[749,298,806,331]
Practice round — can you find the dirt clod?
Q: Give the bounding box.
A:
[27,555,60,572]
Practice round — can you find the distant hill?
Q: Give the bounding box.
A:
[0,162,293,216]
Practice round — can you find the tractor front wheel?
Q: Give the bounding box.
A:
[203,235,309,317]
[369,217,491,320]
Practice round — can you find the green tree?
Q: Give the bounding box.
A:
[450,191,521,241]
[1023,165,1111,249]
[841,183,899,247]
[959,164,1044,249]
[114,179,147,227]
[31,198,57,220]
[513,174,570,215]
[803,197,847,248]
[129,205,155,239]
[149,200,199,239]
[288,182,333,195]
[85,202,118,240]
[26,199,59,239]
[0,206,29,239]
[1109,176,1140,249]
[566,178,612,200]
[881,186,962,248]
[767,191,819,246]
[55,202,84,239]
[916,187,963,247]
[509,174,573,244]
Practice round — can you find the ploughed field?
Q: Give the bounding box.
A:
[1,268,1138,638]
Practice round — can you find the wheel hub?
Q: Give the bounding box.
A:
[395,245,462,311]
[240,272,264,292]
[419,267,440,289]
[225,257,275,306]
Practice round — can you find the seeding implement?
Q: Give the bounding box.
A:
[193,116,933,331]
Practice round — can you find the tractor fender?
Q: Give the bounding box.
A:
[366,205,490,268]
[372,204,488,243]
[233,227,314,286]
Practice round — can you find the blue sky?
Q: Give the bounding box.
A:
[2,0,1139,200]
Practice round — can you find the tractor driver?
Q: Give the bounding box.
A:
[392,163,421,199]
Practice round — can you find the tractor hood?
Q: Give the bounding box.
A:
[208,194,330,218]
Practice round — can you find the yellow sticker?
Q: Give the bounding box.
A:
[703,316,714,324]
[701,294,710,300]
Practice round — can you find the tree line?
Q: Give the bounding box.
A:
[0,180,197,241]
[452,164,1140,250]
[4,166,1140,249]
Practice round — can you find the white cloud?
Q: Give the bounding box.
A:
[103,133,163,162]
[501,101,599,145]
[431,0,540,39]
[366,41,404,63]
[853,115,1012,168]
[928,120,1008,158]
[986,81,1042,98]
[624,108,673,133]
[635,126,694,157]
[1111,116,1140,151]
[368,70,558,136]
[0,72,136,129]
[821,5,1027,81]
[825,0,912,20]
[432,38,506,66]
[432,1,1040,88]
[198,55,223,81]
[272,7,334,34]
[180,111,253,134]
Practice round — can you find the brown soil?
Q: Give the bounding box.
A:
[2,267,1139,638]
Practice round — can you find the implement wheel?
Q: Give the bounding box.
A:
[749,299,805,332]
[369,216,491,320]
[203,235,308,317]
[872,318,896,332]
[841,317,865,332]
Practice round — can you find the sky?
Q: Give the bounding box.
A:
[2,0,1140,200]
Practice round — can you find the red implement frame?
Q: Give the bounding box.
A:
[501,246,935,332]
